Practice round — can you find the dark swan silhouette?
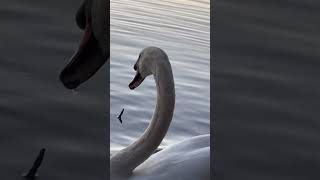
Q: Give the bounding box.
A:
[60,0,109,89]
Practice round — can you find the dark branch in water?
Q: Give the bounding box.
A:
[23,148,46,179]
[117,108,124,124]
[154,148,163,154]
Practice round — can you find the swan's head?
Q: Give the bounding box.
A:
[129,47,168,90]
[60,0,109,89]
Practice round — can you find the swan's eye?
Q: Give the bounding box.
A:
[134,64,137,71]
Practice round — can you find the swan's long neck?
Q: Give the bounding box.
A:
[111,61,175,175]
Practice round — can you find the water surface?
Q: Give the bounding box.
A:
[0,1,107,179]
[214,0,320,179]
[110,0,210,151]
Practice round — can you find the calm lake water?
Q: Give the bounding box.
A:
[0,0,107,179]
[110,0,210,152]
[214,0,320,179]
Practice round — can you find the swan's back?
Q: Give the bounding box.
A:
[130,134,210,180]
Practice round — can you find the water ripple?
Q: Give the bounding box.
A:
[111,0,210,149]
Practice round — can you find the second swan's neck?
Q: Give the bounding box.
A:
[111,61,175,175]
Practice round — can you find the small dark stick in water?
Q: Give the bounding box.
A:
[117,108,124,124]
[23,148,46,179]
[154,148,163,154]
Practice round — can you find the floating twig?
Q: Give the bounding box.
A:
[154,148,163,154]
[23,148,46,179]
[117,108,125,124]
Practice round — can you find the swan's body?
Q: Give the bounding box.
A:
[111,47,210,180]
[130,134,210,180]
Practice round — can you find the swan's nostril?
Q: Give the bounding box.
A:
[134,64,137,71]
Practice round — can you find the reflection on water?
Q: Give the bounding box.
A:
[110,0,210,150]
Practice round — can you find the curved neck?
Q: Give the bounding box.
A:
[111,62,175,175]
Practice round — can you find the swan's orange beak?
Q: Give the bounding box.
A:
[129,71,145,90]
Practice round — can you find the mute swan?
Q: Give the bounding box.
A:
[60,0,109,89]
[111,47,210,180]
